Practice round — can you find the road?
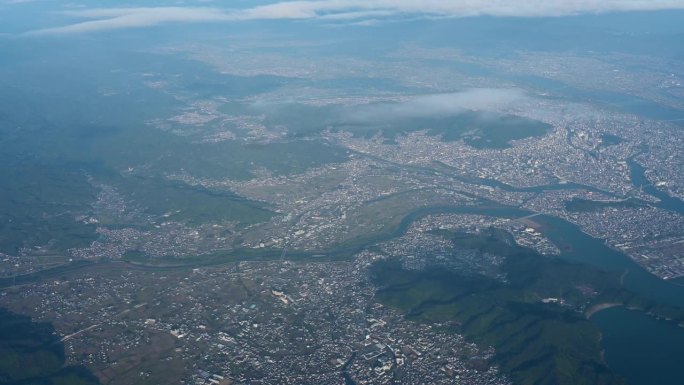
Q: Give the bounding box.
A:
[60,302,147,342]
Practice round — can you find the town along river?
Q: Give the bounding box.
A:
[419,205,684,385]
[4,187,684,384]
[534,209,684,385]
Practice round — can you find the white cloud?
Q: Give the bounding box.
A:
[347,89,527,123]
[3,0,42,4]
[238,0,684,19]
[24,0,684,35]
[26,7,232,35]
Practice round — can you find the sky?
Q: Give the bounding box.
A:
[9,0,684,35]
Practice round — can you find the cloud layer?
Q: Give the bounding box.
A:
[346,89,527,123]
[27,7,231,35]
[26,0,684,35]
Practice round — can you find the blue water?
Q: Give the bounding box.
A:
[432,206,684,385]
[592,307,684,385]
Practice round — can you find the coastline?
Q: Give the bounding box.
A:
[586,302,623,319]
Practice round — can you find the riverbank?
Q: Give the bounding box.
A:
[586,303,623,318]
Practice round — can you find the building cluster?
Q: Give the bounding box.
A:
[0,252,511,385]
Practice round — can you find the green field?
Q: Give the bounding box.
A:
[0,162,98,254]
[344,110,552,148]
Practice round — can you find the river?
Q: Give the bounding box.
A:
[5,202,684,385]
[593,307,684,385]
[4,162,684,385]
[386,202,684,385]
